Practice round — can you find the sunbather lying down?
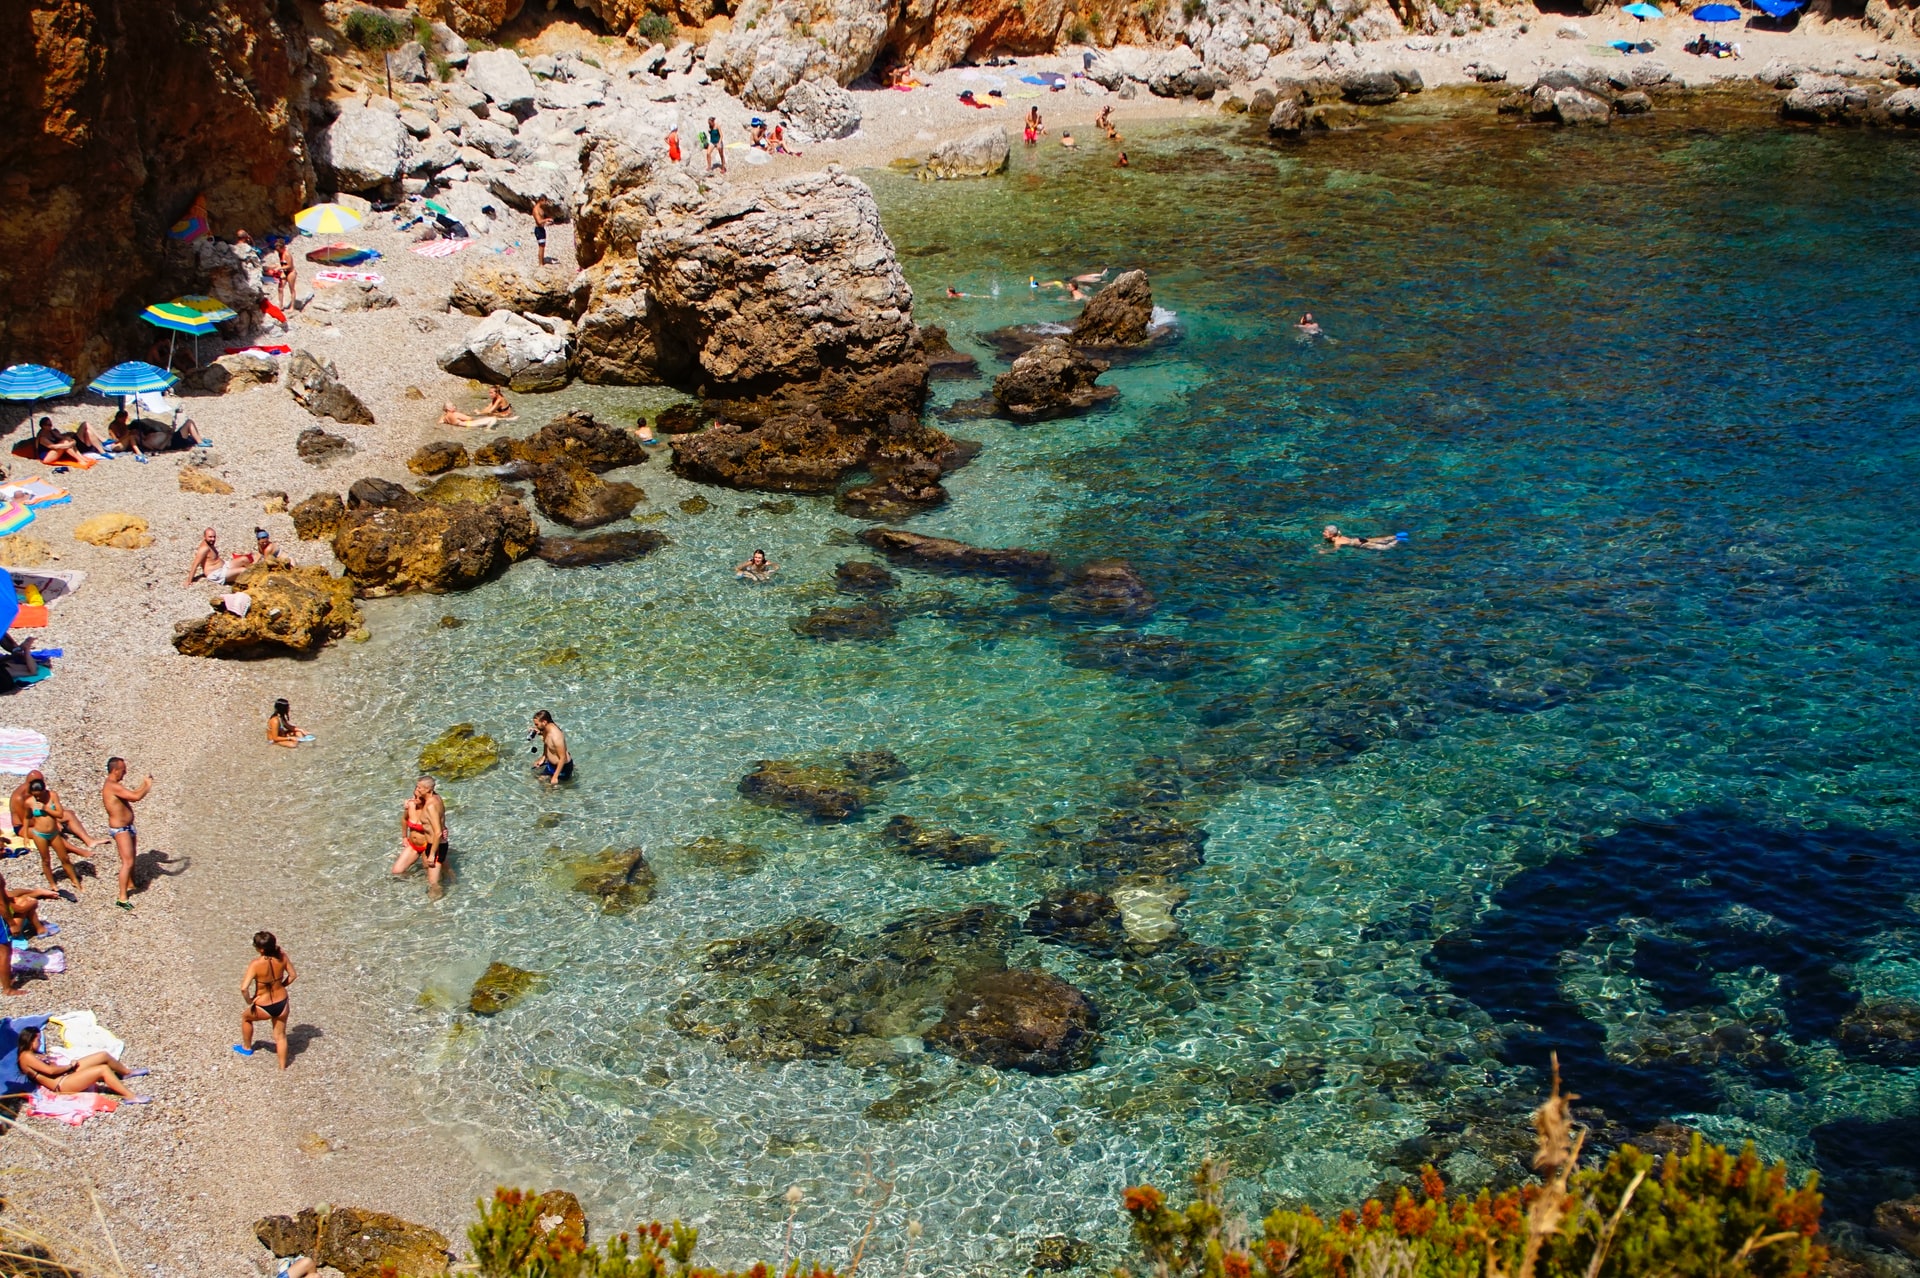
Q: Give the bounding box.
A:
[107,409,204,458]
[17,1025,150,1102]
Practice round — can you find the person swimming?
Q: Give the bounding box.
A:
[1322,524,1404,551]
[736,549,778,582]
[1296,313,1322,335]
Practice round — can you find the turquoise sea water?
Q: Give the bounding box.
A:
[264,105,1920,1268]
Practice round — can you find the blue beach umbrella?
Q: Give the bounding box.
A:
[0,365,74,402]
[1750,0,1804,16]
[88,362,179,398]
[1624,2,1664,17]
[1694,4,1742,18]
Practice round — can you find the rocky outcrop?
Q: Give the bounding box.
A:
[993,340,1116,421]
[1070,270,1155,348]
[291,493,345,540]
[0,0,311,374]
[318,104,408,194]
[859,528,1061,583]
[528,463,645,528]
[672,411,961,494]
[570,847,657,912]
[920,325,979,379]
[1783,75,1877,124]
[471,410,648,473]
[837,463,947,520]
[714,0,892,106]
[926,968,1099,1074]
[925,126,1011,179]
[1049,560,1156,621]
[465,48,540,115]
[450,261,588,319]
[882,814,999,865]
[409,441,471,476]
[835,560,898,593]
[172,564,362,659]
[536,529,669,567]
[1024,889,1129,957]
[780,78,862,141]
[255,1207,451,1278]
[437,310,571,392]
[332,494,538,596]
[288,351,375,426]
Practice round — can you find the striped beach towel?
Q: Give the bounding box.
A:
[410,239,471,258]
[0,728,49,775]
[313,269,384,285]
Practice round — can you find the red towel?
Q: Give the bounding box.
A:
[262,299,287,324]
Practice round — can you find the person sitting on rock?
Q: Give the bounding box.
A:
[253,527,281,560]
[736,549,779,582]
[186,528,256,586]
[749,118,768,149]
[1322,524,1404,551]
[770,123,801,156]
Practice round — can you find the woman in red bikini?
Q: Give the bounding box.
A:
[391,776,448,899]
[236,930,296,1069]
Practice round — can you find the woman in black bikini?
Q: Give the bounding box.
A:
[18,1026,150,1102]
[237,930,296,1069]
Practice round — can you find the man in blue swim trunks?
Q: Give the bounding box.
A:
[532,710,572,786]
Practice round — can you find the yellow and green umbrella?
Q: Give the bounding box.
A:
[294,203,365,236]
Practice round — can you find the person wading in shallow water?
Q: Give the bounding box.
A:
[235,930,296,1069]
[532,710,572,786]
[392,777,449,899]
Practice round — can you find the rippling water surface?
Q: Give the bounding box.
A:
[261,106,1920,1268]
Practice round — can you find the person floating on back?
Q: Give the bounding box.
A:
[1322,524,1406,551]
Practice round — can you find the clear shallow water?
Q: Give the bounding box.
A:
[261,109,1920,1267]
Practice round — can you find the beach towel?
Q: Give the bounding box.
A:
[7,569,83,610]
[0,728,49,775]
[11,948,65,978]
[27,1087,118,1126]
[11,606,46,630]
[8,444,95,469]
[262,300,288,324]
[411,240,471,258]
[217,592,253,618]
[46,1011,124,1065]
[313,269,385,285]
[224,345,291,357]
[0,481,72,509]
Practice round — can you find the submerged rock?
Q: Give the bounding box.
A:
[570,847,657,912]
[332,495,537,596]
[738,760,873,821]
[793,601,896,642]
[1049,560,1156,622]
[1079,811,1210,881]
[681,836,767,874]
[837,464,948,520]
[844,749,908,783]
[1070,270,1155,348]
[835,560,898,593]
[1836,999,1920,1066]
[1032,1237,1097,1272]
[993,340,1116,422]
[470,962,542,1015]
[926,967,1100,1075]
[1110,883,1187,945]
[858,528,1062,584]
[882,814,999,866]
[1025,890,1130,957]
[419,723,500,780]
[1060,631,1200,681]
[536,529,669,567]
[172,564,362,659]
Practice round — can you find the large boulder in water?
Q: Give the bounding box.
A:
[993,340,1116,422]
[1049,560,1156,621]
[672,411,961,495]
[472,410,647,473]
[925,126,1010,179]
[536,529,669,567]
[1070,270,1155,348]
[858,528,1062,584]
[437,310,571,392]
[927,967,1100,1074]
[528,462,644,528]
[332,496,537,596]
[172,564,362,659]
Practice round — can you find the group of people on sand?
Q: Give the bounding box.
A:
[24,411,205,466]
[6,761,150,920]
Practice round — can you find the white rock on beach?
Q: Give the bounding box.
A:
[925,125,1010,179]
[319,103,408,193]
[780,78,861,141]
[437,309,571,391]
[466,48,539,114]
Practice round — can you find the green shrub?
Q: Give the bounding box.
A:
[341,8,404,49]
[1181,0,1205,19]
[413,12,433,44]
[470,1189,843,1278]
[635,10,675,42]
[434,55,454,81]
[1121,1140,1826,1278]
[1067,16,1093,41]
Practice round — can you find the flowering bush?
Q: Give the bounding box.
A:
[468,1189,844,1278]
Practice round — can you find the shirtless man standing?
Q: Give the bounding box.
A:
[102,758,153,910]
[532,710,572,786]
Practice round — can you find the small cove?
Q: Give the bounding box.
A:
[238,109,1920,1269]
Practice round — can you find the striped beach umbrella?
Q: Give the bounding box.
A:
[141,301,223,369]
[173,294,239,322]
[0,365,74,402]
[294,202,365,235]
[88,362,179,397]
[0,502,34,538]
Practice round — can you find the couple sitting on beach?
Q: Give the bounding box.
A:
[441,387,516,429]
[185,527,280,587]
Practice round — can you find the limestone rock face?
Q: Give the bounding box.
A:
[450,260,586,318]
[0,0,311,375]
[780,79,862,141]
[332,496,538,596]
[927,967,1100,1074]
[318,105,408,193]
[993,340,1115,421]
[416,0,524,38]
[466,48,539,114]
[925,126,1011,179]
[172,564,362,659]
[1070,270,1154,347]
[716,0,892,107]
[288,351,375,425]
[438,310,571,392]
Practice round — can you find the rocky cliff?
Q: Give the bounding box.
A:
[0,0,314,374]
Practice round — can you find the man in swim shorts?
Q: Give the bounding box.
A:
[101,757,153,910]
[532,711,573,785]
[532,196,554,267]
